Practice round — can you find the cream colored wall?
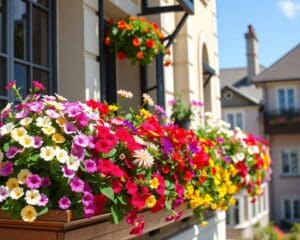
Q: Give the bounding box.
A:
[269,134,300,223]
[222,106,262,136]
[261,80,300,111]
[57,0,100,101]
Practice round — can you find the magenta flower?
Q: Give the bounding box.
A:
[62,166,75,179]
[38,193,49,207]
[6,146,22,159]
[70,177,85,193]
[73,134,90,148]
[64,104,82,118]
[191,100,204,107]
[5,80,16,90]
[28,102,45,113]
[45,109,60,119]
[15,109,29,119]
[168,99,176,106]
[33,136,43,149]
[64,123,77,134]
[58,196,71,209]
[0,162,13,176]
[76,113,89,127]
[33,81,46,91]
[71,144,85,160]
[83,203,95,218]
[83,159,97,173]
[41,176,51,187]
[82,191,94,207]
[25,174,42,189]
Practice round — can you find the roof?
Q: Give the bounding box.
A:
[222,85,262,105]
[253,43,300,83]
[220,66,264,103]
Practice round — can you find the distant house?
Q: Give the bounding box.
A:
[220,26,270,240]
[253,43,300,228]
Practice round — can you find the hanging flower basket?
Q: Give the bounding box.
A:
[104,16,171,65]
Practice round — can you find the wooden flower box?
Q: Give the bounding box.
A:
[0,206,195,240]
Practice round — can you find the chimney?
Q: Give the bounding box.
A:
[245,25,259,82]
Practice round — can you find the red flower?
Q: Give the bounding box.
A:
[97,102,109,115]
[97,159,124,178]
[161,165,170,174]
[94,194,108,215]
[151,196,165,213]
[117,19,126,30]
[145,39,154,48]
[5,80,16,90]
[131,193,145,211]
[153,174,165,196]
[104,36,111,46]
[126,210,137,225]
[95,139,114,153]
[33,81,46,91]
[117,51,126,60]
[132,37,141,47]
[129,217,144,235]
[112,179,123,193]
[164,59,172,67]
[116,128,134,143]
[136,51,144,59]
[184,170,193,182]
[126,180,138,195]
[193,151,209,169]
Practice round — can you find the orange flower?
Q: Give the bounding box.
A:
[145,39,154,48]
[129,16,136,21]
[132,37,141,47]
[104,36,111,46]
[117,51,126,60]
[143,28,149,33]
[164,59,172,67]
[125,24,132,31]
[117,19,126,30]
[139,17,146,22]
[136,51,144,59]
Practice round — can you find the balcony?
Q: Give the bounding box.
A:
[264,109,300,134]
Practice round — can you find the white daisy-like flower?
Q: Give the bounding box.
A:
[25,190,41,205]
[11,127,27,142]
[133,135,146,146]
[142,93,154,106]
[232,152,245,163]
[36,116,51,128]
[20,135,35,148]
[20,117,33,126]
[40,146,56,161]
[133,149,154,169]
[10,187,24,200]
[117,89,133,98]
[0,123,15,136]
[56,149,70,164]
[66,156,81,171]
[248,145,259,155]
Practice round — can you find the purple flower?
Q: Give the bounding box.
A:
[83,159,97,173]
[25,174,42,189]
[15,109,29,119]
[28,102,45,113]
[38,193,49,207]
[46,109,60,119]
[168,99,176,106]
[41,176,51,187]
[161,139,173,154]
[71,144,85,160]
[189,143,199,154]
[6,146,22,159]
[222,156,231,163]
[0,162,13,176]
[33,136,43,149]
[83,203,95,218]
[191,100,204,107]
[64,123,77,134]
[62,166,75,179]
[0,186,9,202]
[123,120,138,133]
[73,134,90,148]
[64,104,82,118]
[70,177,84,193]
[58,196,71,209]
[84,182,93,193]
[82,191,94,207]
[155,105,167,118]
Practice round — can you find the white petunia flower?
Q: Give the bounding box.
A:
[66,156,81,171]
[248,145,259,155]
[41,126,56,136]
[20,117,33,126]
[20,135,35,148]
[17,169,32,184]
[0,123,15,136]
[56,149,70,164]
[232,152,245,163]
[25,189,41,205]
[40,146,56,161]
[10,187,24,200]
[11,127,27,142]
[133,149,154,169]
[117,89,133,98]
[36,116,51,128]
[142,93,154,106]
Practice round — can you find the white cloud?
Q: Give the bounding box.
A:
[279,0,300,18]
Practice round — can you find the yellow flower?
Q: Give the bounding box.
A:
[228,185,238,195]
[201,221,208,227]
[229,197,236,205]
[149,177,160,189]
[218,185,227,198]
[184,185,194,199]
[56,117,67,127]
[108,105,119,112]
[52,133,65,143]
[18,169,32,184]
[140,108,151,118]
[6,178,19,191]
[211,203,217,210]
[42,126,56,136]
[145,195,157,208]
[20,135,34,148]
[190,197,202,209]
[21,205,37,222]
[10,187,24,199]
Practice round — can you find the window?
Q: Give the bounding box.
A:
[224,90,233,100]
[226,112,244,129]
[283,199,300,222]
[0,0,55,106]
[278,88,295,112]
[281,150,299,175]
[226,200,240,225]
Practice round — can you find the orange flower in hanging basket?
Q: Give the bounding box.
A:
[105,16,170,65]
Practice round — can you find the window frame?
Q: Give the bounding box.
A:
[281,149,300,176]
[0,0,56,106]
[276,87,297,113]
[282,197,300,222]
[225,111,245,130]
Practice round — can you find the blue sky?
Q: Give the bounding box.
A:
[217,0,300,69]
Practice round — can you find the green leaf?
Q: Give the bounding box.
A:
[30,154,40,162]
[103,148,117,159]
[165,200,172,211]
[3,142,9,152]
[38,207,49,216]
[110,205,123,224]
[117,195,127,205]
[100,186,115,203]
[1,202,11,212]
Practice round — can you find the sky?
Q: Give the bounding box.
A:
[217,0,300,69]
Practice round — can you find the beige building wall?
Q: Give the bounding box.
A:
[222,106,262,136]
[261,80,300,111]
[268,134,300,223]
